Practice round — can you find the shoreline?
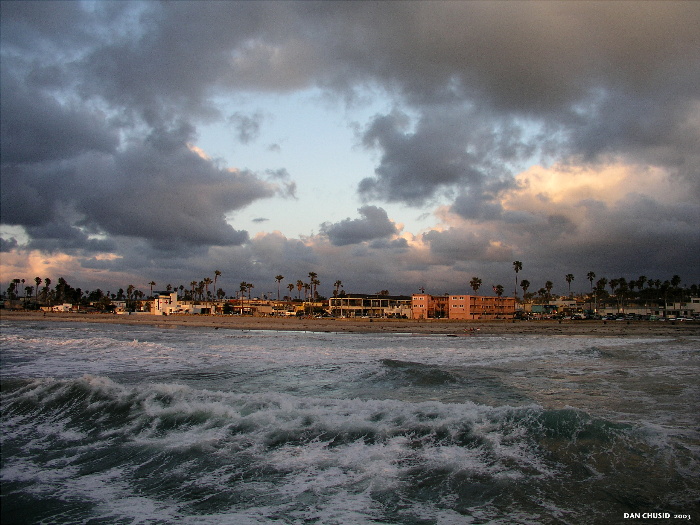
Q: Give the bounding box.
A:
[2,310,699,337]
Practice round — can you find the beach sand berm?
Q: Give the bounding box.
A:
[2,310,699,337]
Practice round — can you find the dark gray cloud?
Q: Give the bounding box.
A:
[446,191,700,292]
[321,206,398,246]
[0,2,294,253]
[0,1,101,53]
[369,238,408,250]
[25,221,116,254]
[450,191,504,222]
[1,118,280,249]
[1,1,699,290]
[0,75,119,164]
[422,228,508,265]
[358,108,529,207]
[6,1,697,178]
[0,237,18,252]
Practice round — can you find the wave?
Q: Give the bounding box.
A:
[379,358,460,385]
[2,376,697,524]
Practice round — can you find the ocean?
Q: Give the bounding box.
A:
[1,320,698,524]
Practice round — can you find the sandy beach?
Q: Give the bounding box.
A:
[2,309,699,337]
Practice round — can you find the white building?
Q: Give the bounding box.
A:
[151,292,179,315]
[41,303,74,312]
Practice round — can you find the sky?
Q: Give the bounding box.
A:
[1,1,699,299]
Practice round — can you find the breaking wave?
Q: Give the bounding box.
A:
[3,375,695,524]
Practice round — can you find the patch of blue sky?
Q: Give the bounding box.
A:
[198,88,436,239]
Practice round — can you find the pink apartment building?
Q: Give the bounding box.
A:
[412,294,516,320]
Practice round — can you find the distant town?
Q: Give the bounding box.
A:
[3,266,700,321]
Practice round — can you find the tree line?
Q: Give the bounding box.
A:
[3,271,336,310]
[4,263,698,311]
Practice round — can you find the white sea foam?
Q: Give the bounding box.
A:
[1,320,697,524]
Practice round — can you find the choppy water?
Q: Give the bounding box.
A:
[1,320,698,524]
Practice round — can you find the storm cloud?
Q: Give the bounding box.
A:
[321,206,398,246]
[1,1,698,295]
[1,120,280,249]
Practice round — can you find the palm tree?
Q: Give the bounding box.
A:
[586,271,595,311]
[594,277,607,311]
[287,283,294,301]
[565,274,574,297]
[34,277,42,305]
[126,284,135,310]
[135,289,145,309]
[660,280,671,317]
[275,275,284,301]
[43,277,51,305]
[512,261,522,297]
[634,275,647,306]
[469,277,482,295]
[149,281,156,298]
[544,281,553,300]
[25,286,33,307]
[587,271,596,290]
[55,277,69,304]
[214,270,221,290]
[333,280,343,297]
[671,275,682,304]
[11,278,20,300]
[308,272,318,299]
[246,282,254,299]
[296,280,304,300]
[520,279,530,301]
[608,278,622,311]
[616,277,628,312]
[494,284,505,318]
[203,277,213,300]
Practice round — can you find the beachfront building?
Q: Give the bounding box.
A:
[220,298,302,316]
[41,303,75,313]
[598,298,700,319]
[327,294,412,318]
[411,294,449,319]
[523,303,560,318]
[412,294,516,320]
[151,291,180,315]
[111,300,127,314]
